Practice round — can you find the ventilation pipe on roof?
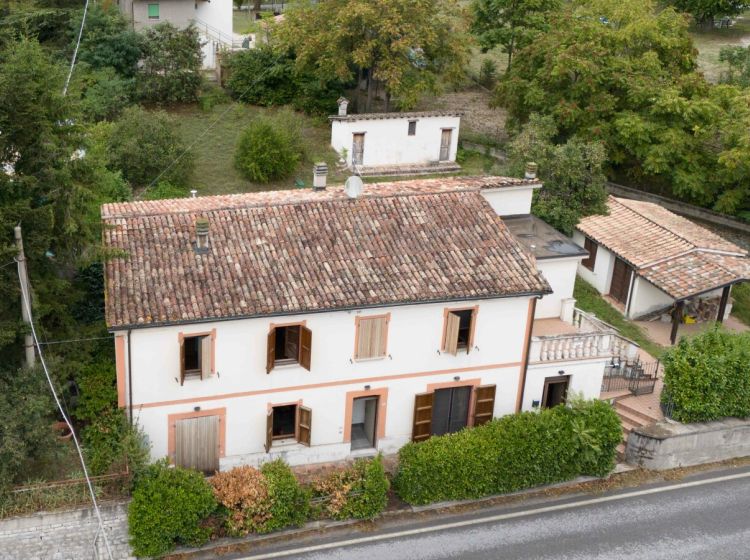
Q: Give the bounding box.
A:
[313,162,328,191]
[195,217,210,252]
[524,162,538,180]
[190,189,198,198]
[337,96,349,116]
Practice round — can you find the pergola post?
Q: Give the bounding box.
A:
[717,285,731,324]
[670,300,684,345]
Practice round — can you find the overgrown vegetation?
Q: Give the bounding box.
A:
[310,456,389,520]
[730,282,750,325]
[662,327,750,422]
[234,110,303,182]
[393,398,621,505]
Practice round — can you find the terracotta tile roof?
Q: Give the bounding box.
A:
[329,110,463,122]
[102,176,551,329]
[577,196,749,299]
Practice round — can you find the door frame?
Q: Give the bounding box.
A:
[168,407,226,465]
[343,387,388,444]
[350,395,380,448]
[352,132,365,165]
[439,128,454,161]
[609,257,633,306]
[541,376,571,409]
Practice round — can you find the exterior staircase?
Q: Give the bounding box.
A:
[609,393,663,457]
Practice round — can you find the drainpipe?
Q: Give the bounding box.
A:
[127,328,133,426]
[624,272,637,319]
[516,296,539,413]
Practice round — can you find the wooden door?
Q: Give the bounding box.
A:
[472,385,496,427]
[439,129,452,161]
[542,376,570,409]
[432,386,471,436]
[175,415,220,474]
[411,392,434,442]
[352,133,365,165]
[609,257,633,305]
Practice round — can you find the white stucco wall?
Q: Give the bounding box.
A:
[522,359,608,411]
[330,115,460,168]
[535,257,582,320]
[122,296,533,467]
[628,276,674,319]
[480,186,539,217]
[572,231,615,295]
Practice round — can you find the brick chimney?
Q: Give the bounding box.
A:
[313,162,328,190]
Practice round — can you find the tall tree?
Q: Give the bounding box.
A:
[670,0,745,25]
[277,0,470,111]
[471,0,560,72]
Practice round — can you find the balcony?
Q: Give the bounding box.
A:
[529,308,639,363]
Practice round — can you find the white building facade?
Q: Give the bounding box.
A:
[329,101,461,176]
[104,176,630,472]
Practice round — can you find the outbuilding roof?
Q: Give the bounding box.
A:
[577,196,749,300]
[102,176,550,329]
[328,110,463,122]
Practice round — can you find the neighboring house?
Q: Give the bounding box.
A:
[329,98,461,176]
[118,0,235,69]
[574,196,750,343]
[101,174,638,472]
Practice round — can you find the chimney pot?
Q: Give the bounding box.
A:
[313,162,328,190]
[190,189,198,198]
[524,162,538,180]
[337,97,349,117]
[195,217,210,252]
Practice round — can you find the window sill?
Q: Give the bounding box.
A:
[270,362,302,371]
[353,356,387,363]
[270,439,303,450]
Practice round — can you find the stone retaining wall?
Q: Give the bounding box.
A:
[0,502,133,560]
[626,417,750,470]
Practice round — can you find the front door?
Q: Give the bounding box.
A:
[174,415,220,474]
[609,257,633,305]
[542,376,570,409]
[352,133,365,165]
[439,129,452,161]
[432,386,471,436]
[350,396,378,450]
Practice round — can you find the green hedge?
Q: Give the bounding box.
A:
[393,399,621,505]
[662,327,750,423]
[260,460,310,532]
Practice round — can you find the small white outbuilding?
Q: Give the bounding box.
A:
[329,98,462,176]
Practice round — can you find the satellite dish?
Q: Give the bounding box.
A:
[344,175,364,199]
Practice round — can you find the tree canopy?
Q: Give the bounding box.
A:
[669,0,746,24]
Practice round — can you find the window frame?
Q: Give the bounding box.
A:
[441,306,478,355]
[266,321,312,373]
[147,3,160,19]
[265,401,312,451]
[353,313,390,360]
[178,329,216,385]
[407,120,417,136]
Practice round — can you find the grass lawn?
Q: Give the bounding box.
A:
[169,102,503,197]
[233,9,257,35]
[731,282,750,325]
[689,12,750,82]
[573,276,666,359]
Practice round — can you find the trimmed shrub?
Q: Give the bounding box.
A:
[210,465,272,536]
[234,111,302,182]
[261,460,309,531]
[662,327,750,423]
[226,47,296,107]
[393,399,621,505]
[311,456,389,520]
[128,460,217,558]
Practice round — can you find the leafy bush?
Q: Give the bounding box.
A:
[128,460,217,558]
[261,460,309,531]
[210,465,272,536]
[75,4,142,78]
[393,399,620,505]
[226,47,297,107]
[137,23,202,104]
[234,111,302,182]
[662,327,750,423]
[311,456,389,520]
[143,181,190,201]
[478,58,497,89]
[107,106,194,189]
[78,67,135,122]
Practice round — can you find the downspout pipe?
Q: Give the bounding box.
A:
[625,272,637,319]
[127,328,133,426]
[516,296,539,413]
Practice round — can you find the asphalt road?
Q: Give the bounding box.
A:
[224,467,750,560]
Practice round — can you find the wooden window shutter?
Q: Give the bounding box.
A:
[356,316,387,359]
[299,326,312,371]
[297,406,312,446]
[466,308,478,354]
[582,238,597,271]
[472,385,496,427]
[265,409,273,453]
[266,328,276,374]
[412,392,434,442]
[179,337,186,386]
[443,312,460,355]
[200,336,212,380]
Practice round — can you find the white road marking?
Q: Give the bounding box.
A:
[235,470,750,559]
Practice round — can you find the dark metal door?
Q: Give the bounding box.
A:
[432,386,471,436]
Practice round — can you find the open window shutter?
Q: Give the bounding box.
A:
[200,336,212,380]
[266,329,276,374]
[265,409,273,453]
[179,337,186,385]
[412,392,434,442]
[443,312,460,355]
[297,406,312,446]
[299,326,312,371]
[472,385,496,426]
[466,309,477,354]
[355,318,372,359]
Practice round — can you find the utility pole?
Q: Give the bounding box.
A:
[14,225,35,367]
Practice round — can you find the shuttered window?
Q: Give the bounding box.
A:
[408,121,417,136]
[179,332,214,385]
[472,385,496,426]
[411,392,434,442]
[442,308,477,355]
[147,3,159,19]
[354,315,389,360]
[582,237,598,271]
[265,404,312,452]
[266,324,312,373]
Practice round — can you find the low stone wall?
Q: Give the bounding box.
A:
[625,417,750,470]
[0,502,133,560]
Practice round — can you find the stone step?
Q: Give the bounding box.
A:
[616,399,662,424]
[616,406,650,432]
[600,389,632,403]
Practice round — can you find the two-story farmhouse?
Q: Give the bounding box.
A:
[102,175,637,472]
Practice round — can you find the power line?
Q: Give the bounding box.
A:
[37,335,113,346]
[15,259,114,560]
[0,260,17,270]
[63,0,91,96]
